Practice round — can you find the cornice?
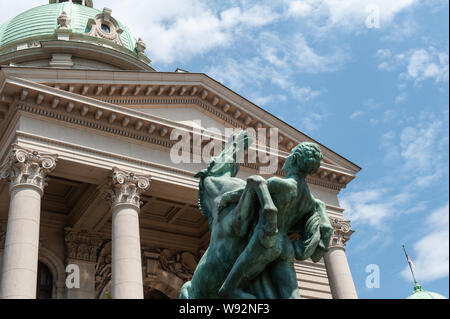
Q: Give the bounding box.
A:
[0,38,154,72]
[0,75,355,191]
[0,66,360,173]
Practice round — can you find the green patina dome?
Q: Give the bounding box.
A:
[0,2,138,55]
[407,283,447,299]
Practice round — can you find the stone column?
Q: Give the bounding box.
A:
[103,168,150,299]
[0,146,57,299]
[64,229,103,299]
[324,219,358,299]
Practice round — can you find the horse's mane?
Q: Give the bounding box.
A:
[194,131,251,228]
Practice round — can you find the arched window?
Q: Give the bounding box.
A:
[36,262,53,299]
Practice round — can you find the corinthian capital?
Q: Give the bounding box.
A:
[329,219,354,249]
[103,167,151,209]
[0,145,57,194]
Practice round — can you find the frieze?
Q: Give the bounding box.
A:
[64,228,104,263]
[143,248,199,282]
[12,98,352,191]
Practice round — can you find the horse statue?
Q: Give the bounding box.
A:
[179,130,333,299]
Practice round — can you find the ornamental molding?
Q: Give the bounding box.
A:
[11,102,348,190]
[0,71,359,174]
[0,76,355,190]
[329,218,354,249]
[86,8,124,47]
[0,144,57,194]
[64,228,104,263]
[103,167,151,209]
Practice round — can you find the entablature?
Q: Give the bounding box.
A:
[0,68,359,192]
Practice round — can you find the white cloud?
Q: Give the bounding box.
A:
[401,203,449,283]
[93,0,279,64]
[400,119,445,173]
[377,46,449,85]
[344,110,449,230]
[286,0,418,31]
[350,111,364,120]
[406,48,449,84]
[340,188,412,229]
[206,32,331,105]
[297,111,329,133]
[291,87,321,102]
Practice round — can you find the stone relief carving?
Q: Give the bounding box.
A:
[64,228,103,263]
[86,8,124,46]
[329,219,354,249]
[95,240,112,299]
[136,38,146,54]
[93,244,199,299]
[102,167,151,209]
[0,145,57,193]
[57,11,71,29]
[143,248,199,282]
[0,221,6,249]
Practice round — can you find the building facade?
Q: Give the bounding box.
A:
[0,0,360,299]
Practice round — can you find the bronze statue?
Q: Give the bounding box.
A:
[179,131,332,299]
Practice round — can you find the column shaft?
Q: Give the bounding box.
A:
[324,247,358,299]
[112,204,143,299]
[0,187,42,299]
[0,146,57,299]
[324,218,358,299]
[104,167,151,299]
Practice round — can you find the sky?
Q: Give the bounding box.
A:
[0,0,448,299]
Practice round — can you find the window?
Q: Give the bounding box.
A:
[101,24,111,34]
[36,262,53,299]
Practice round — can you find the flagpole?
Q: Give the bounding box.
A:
[403,245,418,285]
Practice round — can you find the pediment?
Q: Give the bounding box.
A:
[0,67,360,190]
[137,106,229,133]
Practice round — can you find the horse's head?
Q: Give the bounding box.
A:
[205,130,252,178]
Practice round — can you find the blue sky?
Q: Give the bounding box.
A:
[1,0,448,299]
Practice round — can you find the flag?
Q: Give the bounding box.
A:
[406,252,415,268]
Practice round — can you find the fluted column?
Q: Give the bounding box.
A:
[0,146,57,299]
[103,168,150,299]
[324,219,358,299]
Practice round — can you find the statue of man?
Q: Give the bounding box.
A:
[217,142,333,299]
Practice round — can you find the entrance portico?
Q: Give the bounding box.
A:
[0,64,360,299]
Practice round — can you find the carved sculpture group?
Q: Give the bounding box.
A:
[180,131,333,299]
